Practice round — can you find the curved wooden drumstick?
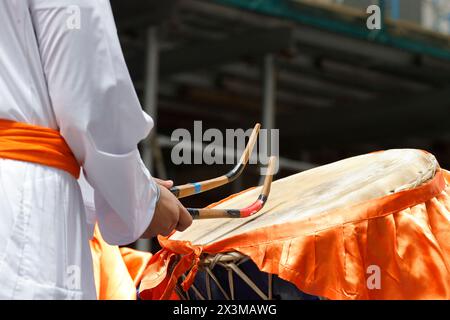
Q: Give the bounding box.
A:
[187,156,276,219]
[170,123,261,199]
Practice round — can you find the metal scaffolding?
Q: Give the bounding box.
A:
[110,0,450,250]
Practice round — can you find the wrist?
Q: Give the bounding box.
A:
[155,182,161,203]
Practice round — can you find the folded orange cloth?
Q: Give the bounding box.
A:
[90,227,179,300]
[90,226,154,299]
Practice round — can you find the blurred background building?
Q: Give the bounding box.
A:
[108,0,450,250]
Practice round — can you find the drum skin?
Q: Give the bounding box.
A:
[172,149,438,245]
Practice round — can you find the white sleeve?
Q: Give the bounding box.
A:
[29,0,158,245]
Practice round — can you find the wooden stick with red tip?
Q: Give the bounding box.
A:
[186,156,276,219]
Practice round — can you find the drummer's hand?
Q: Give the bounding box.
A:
[141,181,193,238]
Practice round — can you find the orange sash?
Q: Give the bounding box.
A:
[0,119,80,178]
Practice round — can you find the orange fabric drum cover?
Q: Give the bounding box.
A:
[139,167,450,300]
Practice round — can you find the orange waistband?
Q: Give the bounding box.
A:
[0,119,80,179]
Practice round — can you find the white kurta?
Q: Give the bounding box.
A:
[0,0,158,299]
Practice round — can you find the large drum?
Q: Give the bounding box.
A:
[139,149,450,300]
